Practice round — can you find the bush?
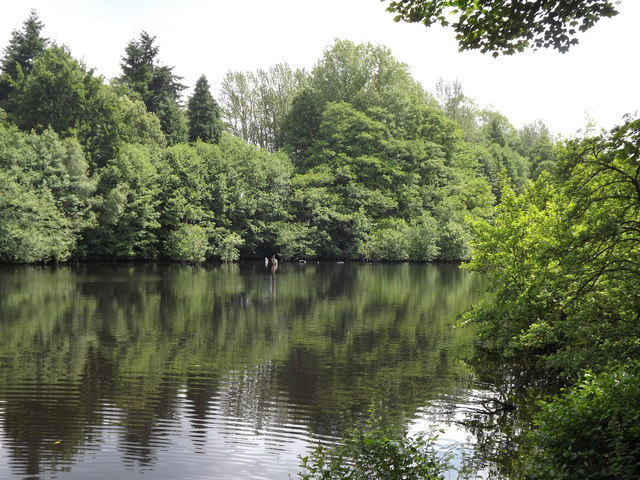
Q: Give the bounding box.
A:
[298,414,450,480]
[215,230,243,263]
[164,224,209,263]
[526,364,640,480]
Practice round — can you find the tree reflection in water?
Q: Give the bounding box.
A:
[0,262,489,479]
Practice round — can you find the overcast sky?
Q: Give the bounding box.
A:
[1,0,638,138]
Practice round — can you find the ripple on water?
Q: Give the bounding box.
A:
[0,263,490,479]
[0,373,324,480]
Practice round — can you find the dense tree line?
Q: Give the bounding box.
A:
[0,12,556,264]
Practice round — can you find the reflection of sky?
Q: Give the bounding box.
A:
[0,403,9,479]
[0,379,494,479]
[409,389,492,480]
[0,396,316,480]
[0,391,490,480]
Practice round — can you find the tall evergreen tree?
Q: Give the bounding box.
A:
[119,31,157,106]
[0,10,48,109]
[187,75,222,143]
[120,32,186,144]
[150,64,187,144]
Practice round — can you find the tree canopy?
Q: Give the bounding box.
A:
[383,0,620,56]
[277,40,502,260]
[467,117,640,371]
[219,63,305,151]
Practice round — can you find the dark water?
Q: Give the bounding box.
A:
[0,262,488,479]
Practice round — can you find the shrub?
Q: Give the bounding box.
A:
[298,416,450,480]
[164,224,209,263]
[526,364,640,480]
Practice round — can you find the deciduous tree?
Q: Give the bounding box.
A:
[219,63,306,151]
[467,117,640,371]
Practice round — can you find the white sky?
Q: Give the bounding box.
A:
[1,0,638,138]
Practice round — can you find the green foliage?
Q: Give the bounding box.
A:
[517,120,558,179]
[6,43,165,167]
[214,230,244,262]
[120,32,187,143]
[526,364,640,480]
[211,135,293,255]
[359,216,441,262]
[25,130,95,233]
[436,218,471,261]
[0,9,48,109]
[0,123,94,262]
[281,84,324,160]
[299,409,450,480]
[0,170,73,262]
[0,10,48,78]
[466,117,640,372]
[154,136,293,260]
[155,142,215,244]
[187,75,222,143]
[112,93,166,149]
[435,78,479,141]
[384,0,619,55]
[155,97,188,145]
[476,111,530,192]
[11,45,89,134]
[164,224,209,263]
[280,40,497,260]
[359,219,412,261]
[282,40,427,157]
[120,31,157,102]
[84,144,161,259]
[0,16,549,264]
[273,221,317,260]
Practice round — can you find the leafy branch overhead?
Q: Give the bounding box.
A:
[383,0,620,56]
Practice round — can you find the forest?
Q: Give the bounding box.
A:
[0,12,556,264]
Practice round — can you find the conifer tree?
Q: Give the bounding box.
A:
[0,10,48,109]
[120,32,187,144]
[187,75,222,143]
[120,31,157,105]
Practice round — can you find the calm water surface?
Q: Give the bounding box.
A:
[0,262,489,479]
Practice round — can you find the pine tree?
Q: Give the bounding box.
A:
[120,32,186,143]
[1,10,48,78]
[0,10,48,109]
[119,31,157,106]
[187,75,222,143]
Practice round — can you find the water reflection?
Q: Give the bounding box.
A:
[0,262,487,479]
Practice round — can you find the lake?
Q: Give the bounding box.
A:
[0,262,490,479]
